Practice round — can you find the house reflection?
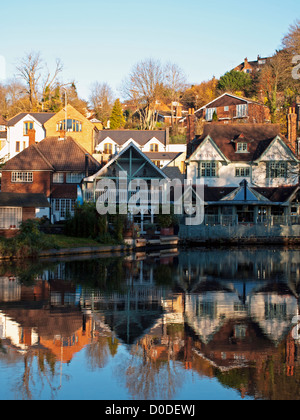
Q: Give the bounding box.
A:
[0,249,300,399]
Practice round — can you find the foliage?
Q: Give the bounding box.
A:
[110,98,126,129]
[0,219,58,259]
[217,70,253,96]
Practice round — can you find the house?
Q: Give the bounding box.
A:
[1,136,100,223]
[83,141,170,233]
[234,56,270,75]
[0,115,7,155]
[185,123,299,188]
[155,100,187,126]
[193,93,270,124]
[0,192,50,237]
[94,129,185,169]
[1,112,55,161]
[43,104,98,155]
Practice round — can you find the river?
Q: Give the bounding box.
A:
[0,247,299,400]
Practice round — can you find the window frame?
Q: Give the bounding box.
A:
[235,167,250,177]
[53,172,64,184]
[267,161,287,178]
[199,161,218,178]
[23,121,34,136]
[11,172,33,183]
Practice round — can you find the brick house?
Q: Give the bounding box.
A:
[0,192,50,237]
[1,136,100,222]
[44,104,98,155]
[234,56,270,75]
[194,93,270,124]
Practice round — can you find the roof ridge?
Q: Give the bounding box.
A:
[34,143,55,170]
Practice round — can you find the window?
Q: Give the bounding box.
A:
[24,121,34,135]
[236,143,248,153]
[0,207,22,229]
[52,199,76,219]
[235,167,250,177]
[153,160,161,167]
[103,143,113,154]
[224,106,229,112]
[200,161,217,177]
[206,108,217,121]
[150,143,158,152]
[53,172,64,183]
[56,119,82,132]
[267,162,287,178]
[16,142,20,153]
[236,104,247,118]
[11,172,33,183]
[66,173,84,183]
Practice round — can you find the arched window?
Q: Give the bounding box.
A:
[56,119,82,132]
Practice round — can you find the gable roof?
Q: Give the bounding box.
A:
[201,184,298,204]
[195,93,268,114]
[187,123,284,162]
[7,112,55,127]
[2,136,100,173]
[85,141,169,181]
[95,130,168,147]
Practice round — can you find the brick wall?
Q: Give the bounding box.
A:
[1,171,51,196]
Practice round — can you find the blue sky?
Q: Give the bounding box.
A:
[1,0,299,102]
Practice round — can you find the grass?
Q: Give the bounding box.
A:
[46,234,103,249]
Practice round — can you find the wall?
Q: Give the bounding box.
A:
[1,171,51,195]
[7,116,46,159]
[44,105,96,154]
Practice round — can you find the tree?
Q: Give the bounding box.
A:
[16,51,63,112]
[89,82,115,126]
[110,98,125,129]
[121,58,164,130]
[64,82,88,115]
[163,62,187,128]
[217,70,253,96]
[182,78,218,110]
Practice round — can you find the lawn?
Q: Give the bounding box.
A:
[47,234,102,249]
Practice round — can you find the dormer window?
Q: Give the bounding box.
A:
[236,142,248,153]
[150,143,158,152]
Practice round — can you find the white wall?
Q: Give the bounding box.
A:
[7,115,46,159]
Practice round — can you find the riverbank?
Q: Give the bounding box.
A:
[0,233,180,260]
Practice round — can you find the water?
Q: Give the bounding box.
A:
[0,247,299,400]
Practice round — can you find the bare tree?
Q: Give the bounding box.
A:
[164,62,187,128]
[16,51,63,112]
[121,58,164,130]
[89,82,115,126]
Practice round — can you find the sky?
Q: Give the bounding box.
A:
[1,0,300,103]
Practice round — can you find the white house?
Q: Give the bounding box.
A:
[94,129,185,169]
[1,112,55,161]
[186,124,299,188]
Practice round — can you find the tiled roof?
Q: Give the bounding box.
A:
[95,130,167,146]
[2,136,100,173]
[7,112,55,127]
[0,192,49,207]
[188,123,282,161]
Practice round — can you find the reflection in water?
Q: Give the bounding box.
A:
[0,248,300,399]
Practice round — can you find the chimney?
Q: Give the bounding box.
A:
[287,107,297,147]
[85,154,89,177]
[186,108,195,144]
[28,129,36,146]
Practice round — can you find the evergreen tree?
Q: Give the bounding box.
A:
[110,98,126,129]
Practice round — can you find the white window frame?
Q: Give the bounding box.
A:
[206,108,217,121]
[235,167,250,177]
[236,143,248,153]
[0,207,22,229]
[53,172,64,183]
[199,161,218,177]
[66,173,85,184]
[236,104,248,118]
[11,172,33,183]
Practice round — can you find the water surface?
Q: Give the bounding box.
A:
[0,247,299,400]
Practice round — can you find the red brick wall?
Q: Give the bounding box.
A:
[1,171,51,196]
